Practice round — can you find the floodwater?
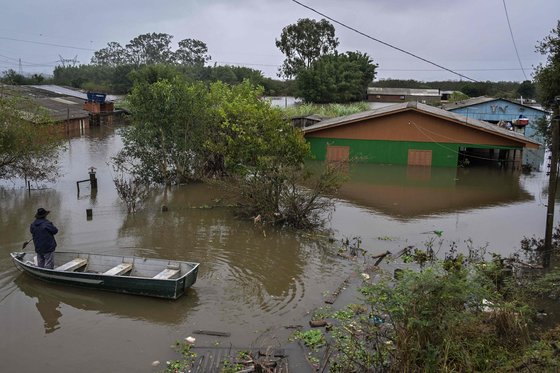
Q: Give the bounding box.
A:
[0,126,558,372]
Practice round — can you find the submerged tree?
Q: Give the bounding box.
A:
[0,94,62,183]
[118,77,212,185]
[109,159,151,213]
[116,78,342,226]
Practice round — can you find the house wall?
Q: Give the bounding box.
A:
[83,101,114,113]
[448,99,547,170]
[54,117,89,132]
[367,95,440,104]
[305,111,524,167]
[306,111,527,147]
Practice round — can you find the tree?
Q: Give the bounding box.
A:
[534,20,560,109]
[91,42,128,67]
[116,78,341,227]
[117,77,212,185]
[276,18,339,79]
[125,33,175,65]
[296,51,377,103]
[516,80,536,99]
[0,94,63,182]
[174,38,210,66]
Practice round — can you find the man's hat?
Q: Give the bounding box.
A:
[35,208,50,219]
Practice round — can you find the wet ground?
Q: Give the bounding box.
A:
[0,125,558,372]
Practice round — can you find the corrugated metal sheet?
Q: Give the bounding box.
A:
[1,84,90,122]
[442,96,549,113]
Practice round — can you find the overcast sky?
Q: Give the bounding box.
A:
[1,0,558,82]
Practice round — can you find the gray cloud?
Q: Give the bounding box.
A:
[0,0,558,82]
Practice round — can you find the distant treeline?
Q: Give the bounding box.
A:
[373,79,536,100]
[0,64,295,97]
[1,67,534,101]
[0,30,537,100]
[0,66,534,101]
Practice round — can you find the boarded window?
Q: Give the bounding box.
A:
[408,149,432,166]
[326,145,350,162]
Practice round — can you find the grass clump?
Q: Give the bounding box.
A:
[282,102,371,119]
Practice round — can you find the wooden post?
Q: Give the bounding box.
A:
[544,98,560,268]
[86,208,93,220]
[89,167,97,189]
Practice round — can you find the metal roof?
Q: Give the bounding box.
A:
[1,84,90,122]
[302,101,540,147]
[31,85,119,101]
[367,87,440,97]
[442,96,549,113]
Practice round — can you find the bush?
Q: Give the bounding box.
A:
[328,257,542,372]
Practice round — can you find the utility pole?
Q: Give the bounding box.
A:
[544,96,560,267]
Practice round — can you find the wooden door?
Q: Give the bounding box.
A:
[408,149,432,166]
[326,145,350,162]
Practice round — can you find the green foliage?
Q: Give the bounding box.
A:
[327,259,538,372]
[448,90,470,102]
[92,33,210,68]
[296,51,377,103]
[118,79,309,183]
[0,94,63,182]
[162,340,197,373]
[53,64,114,89]
[0,69,50,85]
[276,18,339,78]
[174,38,210,66]
[128,64,183,86]
[534,20,560,109]
[282,102,371,118]
[51,62,292,96]
[117,77,341,225]
[293,329,326,350]
[117,77,213,185]
[516,80,536,99]
[224,161,345,228]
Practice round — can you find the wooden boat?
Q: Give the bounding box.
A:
[10,251,199,299]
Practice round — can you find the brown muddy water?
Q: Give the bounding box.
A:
[0,126,558,372]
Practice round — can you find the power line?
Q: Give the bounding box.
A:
[378,67,534,72]
[501,0,528,80]
[290,0,479,82]
[0,54,58,67]
[0,36,96,51]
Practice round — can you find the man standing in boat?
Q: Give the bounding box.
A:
[30,208,59,269]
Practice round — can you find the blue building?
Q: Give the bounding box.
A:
[443,97,549,170]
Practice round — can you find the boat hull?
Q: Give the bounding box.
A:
[11,252,199,300]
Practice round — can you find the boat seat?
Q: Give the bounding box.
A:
[103,263,133,276]
[55,258,88,272]
[153,268,180,280]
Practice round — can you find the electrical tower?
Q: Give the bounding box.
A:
[57,55,79,67]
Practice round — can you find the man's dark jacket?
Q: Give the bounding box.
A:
[30,218,58,254]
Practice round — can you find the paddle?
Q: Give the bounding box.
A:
[21,238,33,250]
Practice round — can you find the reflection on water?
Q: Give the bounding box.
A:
[336,163,533,220]
[14,275,198,326]
[35,293,62,334]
